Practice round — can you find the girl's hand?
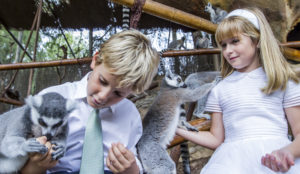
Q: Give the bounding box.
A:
[261,147,295,172]
[106,142,139,174]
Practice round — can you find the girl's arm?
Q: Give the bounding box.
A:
[261,105,300,172]
[176,112,224,149]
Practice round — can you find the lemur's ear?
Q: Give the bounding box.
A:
[25,95,43,108]
[166,69,172,78]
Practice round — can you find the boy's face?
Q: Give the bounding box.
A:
[87,55,132,109]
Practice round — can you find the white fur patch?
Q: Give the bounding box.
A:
[41,117,62,136]
[30,108,40,125]
[165,77,178,87]
[32,95,43,108]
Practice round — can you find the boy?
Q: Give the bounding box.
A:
[21,29,160,174]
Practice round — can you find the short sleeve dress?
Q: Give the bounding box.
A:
[202,67,300,174]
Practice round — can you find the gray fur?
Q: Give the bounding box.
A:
[178,103,193,174]
[0,92,76,174]
[137,71,218,174]
[185,71,222,119]
[168,36,186,50]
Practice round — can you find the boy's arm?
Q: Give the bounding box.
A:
[21,137,57,174]
[176,112,225,150]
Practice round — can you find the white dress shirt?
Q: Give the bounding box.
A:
[40,73,143,173]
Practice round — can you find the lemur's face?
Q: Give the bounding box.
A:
[88,58,132,109]
[26,93,75,140]
[165,71,186,88]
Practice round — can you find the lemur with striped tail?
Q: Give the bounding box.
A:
[137,70,219,174]
[178,71,221,174]
[122,5,130,30]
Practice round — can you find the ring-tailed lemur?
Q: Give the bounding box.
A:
[185,71,221,119]
[204,2,227,24]
[0,92,76,173]
[137,70,219,174]
[122,5,130,30]
[168,36,186,50]
[200,3,227,49]
[158,35,187,75]
[178,71,221,174]
[178,103,196,174]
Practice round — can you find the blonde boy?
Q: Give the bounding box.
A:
[21,29,160,174]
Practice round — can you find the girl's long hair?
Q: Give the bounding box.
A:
[216,7,298,94]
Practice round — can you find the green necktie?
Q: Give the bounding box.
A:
[80,109,104,174]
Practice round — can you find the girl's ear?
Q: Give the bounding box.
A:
[256,39,260,48]
[90,52,99,70]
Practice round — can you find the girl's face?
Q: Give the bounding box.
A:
[87,55,132,109]
[220,33,260,72]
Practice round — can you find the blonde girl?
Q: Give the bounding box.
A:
[176,7,300,173]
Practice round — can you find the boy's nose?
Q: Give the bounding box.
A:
[97,89,112,102]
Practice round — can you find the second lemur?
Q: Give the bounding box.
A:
[137,70,218,174]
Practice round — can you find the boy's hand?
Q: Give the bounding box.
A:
[106,142,139,174]
[21,136,58,174]
[29,136,58,168]
[261,147,295,172]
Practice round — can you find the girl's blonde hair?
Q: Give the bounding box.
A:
[216,7,298,94]
[95,29,159,94]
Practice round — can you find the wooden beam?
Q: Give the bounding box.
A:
[282,47,300,62]
[110,0,217,33]
[281,41,300,48]
[0,57,91,71]
[0,97,24,106]
[0,42,299,71]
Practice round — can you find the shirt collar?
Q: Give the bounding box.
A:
[225,67,265,82]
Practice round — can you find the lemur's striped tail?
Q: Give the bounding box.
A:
[122,5,130,30]
[179,104,191,174]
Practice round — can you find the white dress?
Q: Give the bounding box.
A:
[202,67,300,174]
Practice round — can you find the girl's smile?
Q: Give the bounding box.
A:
[221,34,260,72]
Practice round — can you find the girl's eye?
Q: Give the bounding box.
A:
[232,39,239,44]
[221,43,226,48]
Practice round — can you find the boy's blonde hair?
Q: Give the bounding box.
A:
[95,29,159,94]
[216,7,299,94]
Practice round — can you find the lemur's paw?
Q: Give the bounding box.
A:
[22,138,48,154]
[178,120,199,132]
[51,144,65,160]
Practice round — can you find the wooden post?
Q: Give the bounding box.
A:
[110,0,218,33]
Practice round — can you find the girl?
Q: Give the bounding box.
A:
[176,8,300,173]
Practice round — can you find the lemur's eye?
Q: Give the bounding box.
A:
[38,118,47,127]
[53,121,63,128]
[177,78,182,83]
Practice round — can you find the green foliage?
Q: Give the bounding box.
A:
[0,27,90,64]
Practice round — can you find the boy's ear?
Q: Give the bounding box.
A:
[90,52,99,70]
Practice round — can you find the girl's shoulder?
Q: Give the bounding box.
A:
[283,79,300,108]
